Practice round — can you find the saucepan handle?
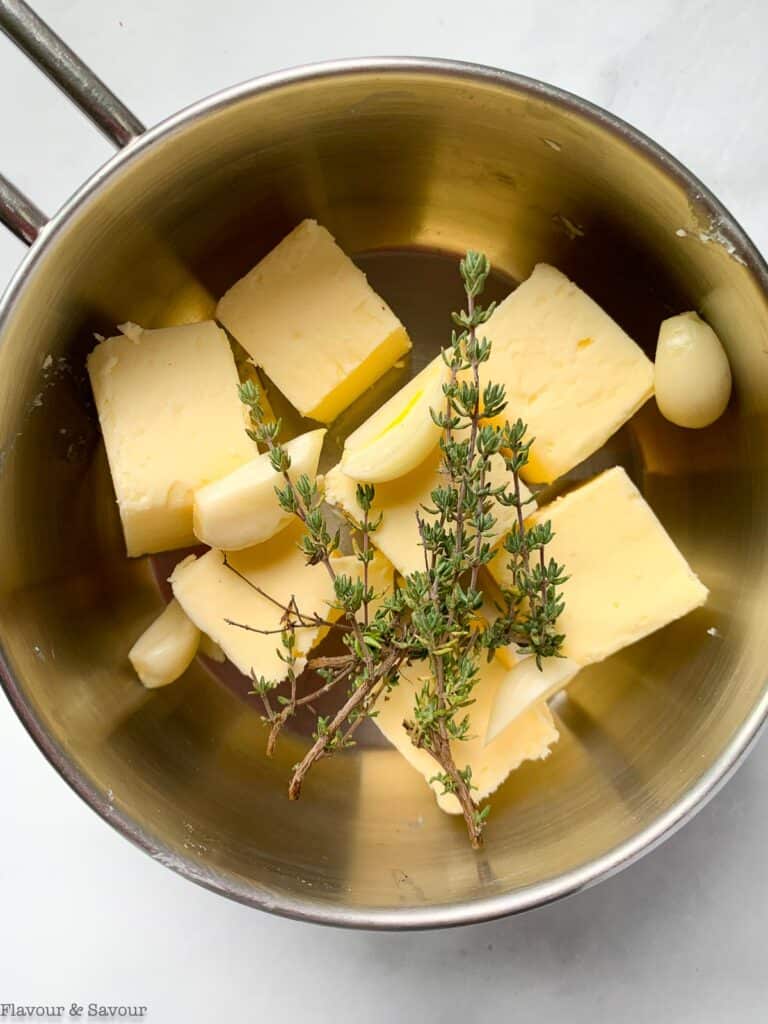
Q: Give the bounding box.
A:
[0,0,145,245]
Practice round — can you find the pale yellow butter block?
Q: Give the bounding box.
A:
[483,264,654,482]
[199,634,227,663]
[374,655,558,813]
[490,466,708,666]
[129,598,201,689]
[169,521,338,682]
[325,446,532,578]
[216,219,411,423]
[87,321,256,556]
[169,524,390,683]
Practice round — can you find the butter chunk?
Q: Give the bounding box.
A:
[325,447,532,578]
[129,598,200,689]
[484,264,654,482]
[374,655,559,813]
[170,522,337,682]
[216,219,411,423]
[199,634,227,663]
[490,466,708,665]
[87,321,256,556]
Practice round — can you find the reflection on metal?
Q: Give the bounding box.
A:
[0,172,46,245]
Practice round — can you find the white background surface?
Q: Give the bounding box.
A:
[1,1,766,1020]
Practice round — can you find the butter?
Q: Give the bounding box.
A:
[169,521,337,681]
[198,634,226,663]
[329,258,651,528]
[216,219,411,422]
[87,321,256,556]
[192,428,326,550]
[482,264,654,482]
[169,524,389,684]
[129,598,200,689]
[373,655,559,813]
[490,466,708,666]
[325,446,532,578]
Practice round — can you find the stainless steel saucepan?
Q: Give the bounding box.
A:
[1,0,766,929]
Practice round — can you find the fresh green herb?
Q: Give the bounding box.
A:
[230,252,567,847]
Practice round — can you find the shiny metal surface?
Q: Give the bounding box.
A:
[0,0,144,147]
[0,172,47,244]
[0,57,767,930]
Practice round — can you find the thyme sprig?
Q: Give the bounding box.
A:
[235,381,407,790]
[229,252,567,847]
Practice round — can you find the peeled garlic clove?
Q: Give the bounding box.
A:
[485,655,581,744]
[340,359,447,483]
[129,598,200,688]
[193,428,326,551]
[655,312,732,428]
